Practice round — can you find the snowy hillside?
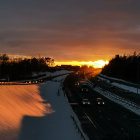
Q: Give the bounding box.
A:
[0,85,50,140]
[0,74,86,140]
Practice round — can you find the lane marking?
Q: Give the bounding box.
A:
[84,112,97,128]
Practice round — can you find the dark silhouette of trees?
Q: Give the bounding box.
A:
[102,53,140,83]
[0,54,9,62]
[0,54,55,81]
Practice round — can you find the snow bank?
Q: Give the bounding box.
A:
[23,75,84,140]
[0,85,52,140]
[112,82,140,94]
[0,74,85,140]
[98,76,110,83]
[98,74,140,94]
[33,70,72,78]
[99,74,139,86]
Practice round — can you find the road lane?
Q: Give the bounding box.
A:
[63,73,140,140]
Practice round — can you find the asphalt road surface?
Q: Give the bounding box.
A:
[63,74,140,140]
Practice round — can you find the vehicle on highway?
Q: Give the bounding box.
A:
[96,97,105,105]
[75,82,79,86]
[82,98,91,105]
[25,81,32,84]
[32,80,38,84]
[80,85,89,93]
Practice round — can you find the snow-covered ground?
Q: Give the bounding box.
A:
[98,75,140,94]
[97,76,110,83]
[112,82,140,94]
[0,70,73,84]
[0,74,87,140]
[0,85,48,140]
[32,70,73,78]
[98,74,138,86]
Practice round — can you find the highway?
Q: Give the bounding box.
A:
[63,73,140,140]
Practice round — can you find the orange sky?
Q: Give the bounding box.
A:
[0,0,140,62]
[55,60,109,68]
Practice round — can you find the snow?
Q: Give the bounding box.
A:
[97,76,110,83]
[32,70,73,78]
[98,74,140,94]
[0,74,86,140]
[99,74,139,86]
[0,85,48,140]
[112,82,140,94]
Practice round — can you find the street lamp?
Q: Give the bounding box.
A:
[137,61,140,94]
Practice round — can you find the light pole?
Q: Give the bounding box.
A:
[137,61,140,94]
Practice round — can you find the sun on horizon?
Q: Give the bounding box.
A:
[55,60,109,68]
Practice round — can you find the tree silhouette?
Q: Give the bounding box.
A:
[0,54,55,81]
[102,53,140,83]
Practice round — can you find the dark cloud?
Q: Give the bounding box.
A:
[0,0,140,61]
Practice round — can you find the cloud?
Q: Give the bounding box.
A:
[0,0,140,60]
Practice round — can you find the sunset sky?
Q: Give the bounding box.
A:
[0,0,140,64]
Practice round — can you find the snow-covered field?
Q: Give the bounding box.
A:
[0,74,86,140]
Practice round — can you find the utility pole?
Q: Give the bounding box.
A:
[137,61,140,94]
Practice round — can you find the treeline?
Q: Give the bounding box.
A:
[102,53,140,83]
[0,54,54,81]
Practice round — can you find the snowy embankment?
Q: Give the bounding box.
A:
[99,74,138,85]
[0,74,87,140]
[32,70,73,79]
[98,74,140,94]
[88,81,140,116]
[112,82,140,94]
[0,70,73,84]
[0,85,48,140]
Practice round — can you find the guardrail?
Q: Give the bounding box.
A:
[0,82,30,85]
[71,115,87,140]
[98,87,140,109]
[87,81,140,115]
[0,73,70,86]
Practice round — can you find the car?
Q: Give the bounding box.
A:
[96,98,105,105]
[25,81,32,84]
[80,86,89,93]
[82,99,91,105]
[75,82,79,86]
[81,88,88,92]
